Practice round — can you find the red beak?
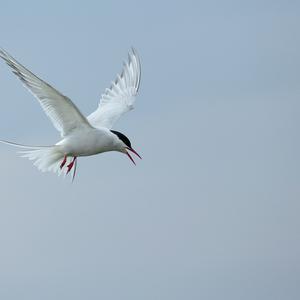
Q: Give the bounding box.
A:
[125,147,142,165]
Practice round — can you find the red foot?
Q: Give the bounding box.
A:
[60,155,67,169]
[66,157,77,174]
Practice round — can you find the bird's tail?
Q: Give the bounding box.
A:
[0,140,65,175]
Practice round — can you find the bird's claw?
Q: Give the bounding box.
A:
[60,155,67,169]
[66,157,77,174]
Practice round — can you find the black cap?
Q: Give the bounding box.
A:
[110,130,131,148]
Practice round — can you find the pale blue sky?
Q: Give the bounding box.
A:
[0,1,299,299]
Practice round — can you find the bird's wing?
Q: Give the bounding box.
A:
[0,49,91,137]
[87,48,141,129]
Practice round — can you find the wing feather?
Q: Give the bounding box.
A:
[0,49,91,137]
[87,48,141,129]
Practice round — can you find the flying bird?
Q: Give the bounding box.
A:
[0,48,142,180]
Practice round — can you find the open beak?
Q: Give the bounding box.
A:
[125,147,142,165]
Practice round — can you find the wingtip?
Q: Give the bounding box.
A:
[0,48,15,63]
[0,48,12,57]
[130,46,137,54]
[0,47,7,58]
[129,47,139,60]
[128,47,141,91]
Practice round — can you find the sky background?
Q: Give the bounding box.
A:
[0,1,299,299]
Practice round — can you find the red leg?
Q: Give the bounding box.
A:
[60,155,67,169]
[72,158,78,183]
[66,156,77,174]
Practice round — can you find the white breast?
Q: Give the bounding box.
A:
[56,128,120,157]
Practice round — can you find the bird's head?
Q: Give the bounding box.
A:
[111,130,142,165]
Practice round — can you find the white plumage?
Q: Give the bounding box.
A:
[0,48,142,179]
[0,49,91,137]
[87,48,141,129]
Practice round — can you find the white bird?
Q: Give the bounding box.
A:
[0,48,142,180]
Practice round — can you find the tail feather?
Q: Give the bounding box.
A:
[0,139,65,175]
[21,148,63,174]
[0,139,48,149]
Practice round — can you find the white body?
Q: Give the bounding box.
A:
[0,48,141,176]
[56,127,123,157]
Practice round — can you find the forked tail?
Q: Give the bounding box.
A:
[0,140,65,175]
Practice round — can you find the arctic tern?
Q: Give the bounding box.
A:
[0,48,141,180]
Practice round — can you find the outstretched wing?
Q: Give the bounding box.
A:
[87,48,141,129]
[0,49,91,137]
